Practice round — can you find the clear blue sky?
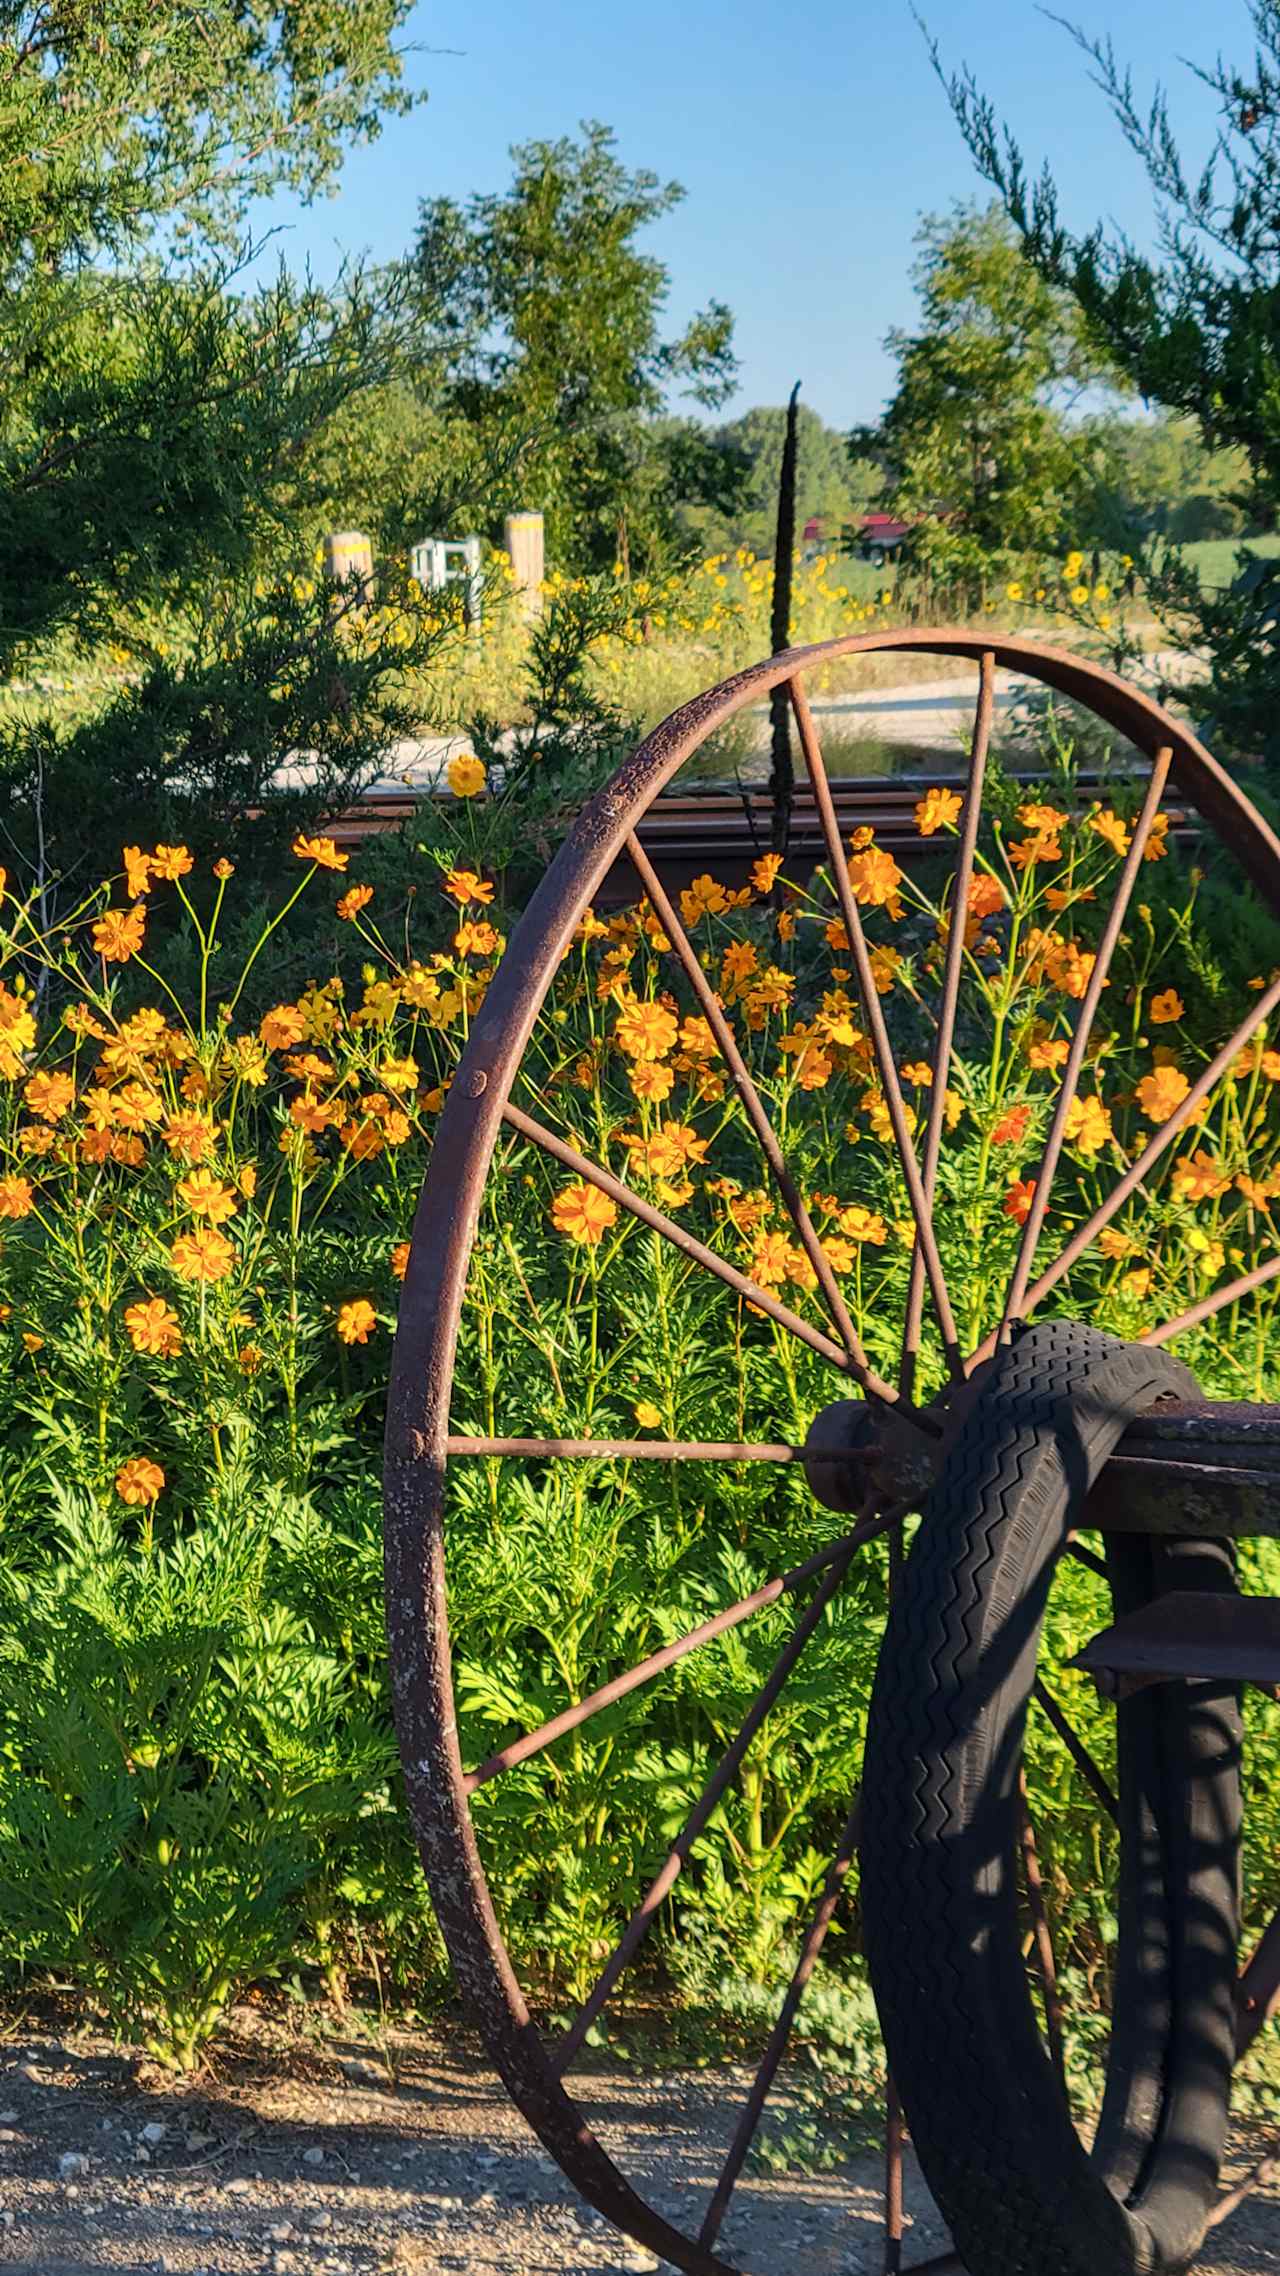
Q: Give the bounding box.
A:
[256,0,1251,429]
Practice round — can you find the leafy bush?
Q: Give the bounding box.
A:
[0,748,1276,2081]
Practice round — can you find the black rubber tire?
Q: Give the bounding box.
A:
[860,1320,1242,2276]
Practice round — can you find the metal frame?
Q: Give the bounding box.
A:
[384,631,1280,2274]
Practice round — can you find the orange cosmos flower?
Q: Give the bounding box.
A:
[1064,1095,1113,1155]
[614,998,678,1061]
[443,868,494,906]
[337,1298,377,1344]
[629,1060,675,1103]
[124,1298,183,1357]
[1003,1177,1036,1224]
[291,833,349,872]
[1089,808,1131,857]
[1170,1151,1230,1202]
[991,1104,1032,1145]
[680,874,730,924]
[446,752,486,797]
[751,852,785,894]
[151,844,194,881]
[968,874,1005,921]
[259,1004,307,1051]
[848,845,903,911]
[93,904,146,962]
[1135,1064,1190,1123]
[1149,989,1185,1025]
[123,846,153,897]
[550,1182,618,1245]
[176,1167,237,1223]
[23,1070,75,1123]
[337,883,374,920]
[115,1457,164,1506]
[162,1113,216,1163]
[170,1228,235,1283]
[212,857,235,880]
[0,1176,34,1218]
[915,787,963,837]
[390,1241,411,1281]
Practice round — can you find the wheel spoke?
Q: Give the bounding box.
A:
[625,828,880,1388]
[1207,2143,1280,2230]
[1141,1251,1280,1348]
[553,1519,874,2072]
[789,675,962,1374]
[700,1793,862,2248]
[969,969,1280,1371]
[1001,748,1174,1335]
[502,1098,889,1388]
[447,1435,799,1464]
[1032,1677,1118,1823]
[462,1522,872,1794]
[901,651,995,1398]
[1019,1772,1066,2087]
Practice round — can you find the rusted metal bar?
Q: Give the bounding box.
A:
[790,675,963,1375]
[462,1518,884,1794]
[1019,1772,1066,2087]
[1075,1592,1280,1697]
[1142,1251,1280,1347]
[901,653,994,1400]
[447,1435,799,1464]
[554,1536,861,2071]
[969,972,1280,1371]
[625,828,877,1386]
[1031,1678,1119,1824]
[884,2074,906,2275]
[501,1099,878,1387]
[1002,748,1173,1335]
[700,1794,862,2248]
[1237,1906,1280,2057]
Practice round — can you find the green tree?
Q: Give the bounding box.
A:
[413,122,737,573]
[938,6,1280,757]
[0,2,446,881]
[676,402,881,555]
[861,205,1101,600]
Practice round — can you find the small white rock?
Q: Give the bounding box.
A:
[58,2150,89,2179]
[268,2222,294,2242]
[224,2176,250,2196]
[302,2145,325,2167]
[306,2208,332,2232]
[0,2110,18,2124]
[622,2254,661,2274]
[141,2121,167,2146]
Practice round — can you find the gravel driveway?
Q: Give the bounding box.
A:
[0,2015,1274,2276]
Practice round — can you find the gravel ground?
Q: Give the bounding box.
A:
[0,2012,1274,2276]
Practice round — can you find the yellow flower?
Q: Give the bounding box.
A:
[551,1181,618,1245]
[177,1167,238,1223]
[1005,580,1024,602]
[337,1298,377,1344]
[633,1400,663,1429]
[1135,1064,1190,1123]
[914,787,963,837]
[0,1175,34,1219]
[93,904,146,963]
[170,1228,235,1283]
[115,1457,165,1506]
[291,833,349,872]
[447,752,487,797]
[1149,988,1185,1025]
[1120,1267,1153,1302]
[337,883,374,920]
[1071,584,1089,607]
[124,1298,182,1357]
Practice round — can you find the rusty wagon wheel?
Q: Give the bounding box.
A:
[384,632,1280,2276]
